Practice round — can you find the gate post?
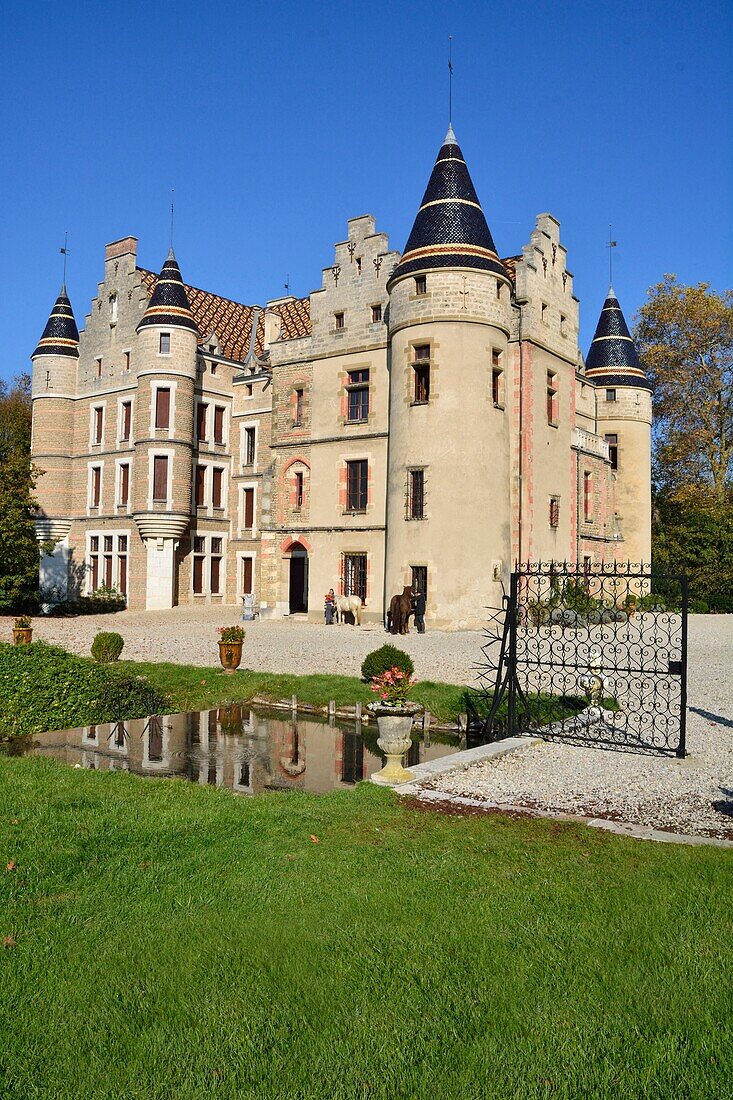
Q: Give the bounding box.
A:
[678,574,688,758]
[507,571,518,737]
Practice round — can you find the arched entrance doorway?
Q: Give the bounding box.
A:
[288,542,309,614]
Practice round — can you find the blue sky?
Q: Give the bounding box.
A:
[1,0,730,384]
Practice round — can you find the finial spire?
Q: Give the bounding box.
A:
[448,36,454,125]
[170,190,175,251]
[607,225,617,285]
[59,231,70,290]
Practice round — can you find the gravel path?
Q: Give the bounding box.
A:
[419,615,733,840]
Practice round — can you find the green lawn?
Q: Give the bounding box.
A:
[0,757,730,1099]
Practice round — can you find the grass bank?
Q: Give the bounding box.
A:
[0,756,730,1099]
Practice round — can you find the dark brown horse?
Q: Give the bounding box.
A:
[389,585,413,635]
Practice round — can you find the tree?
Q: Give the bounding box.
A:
[634,276,732,504]
[0,374,40,610]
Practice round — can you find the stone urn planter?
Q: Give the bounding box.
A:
[368,702,422,785]
[12,618,33,645]
[217,626,245,673]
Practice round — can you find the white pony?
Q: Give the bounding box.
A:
[335,595,362,626]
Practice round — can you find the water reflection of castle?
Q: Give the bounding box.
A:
[30,706,452,795]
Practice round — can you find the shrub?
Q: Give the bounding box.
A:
[0,642,166,741]
[708,593,733,614]
[49,585,126,617]
[689,599,709,614]
[91,631,125,663]
[218,625,246,644]
[361,644,414,683]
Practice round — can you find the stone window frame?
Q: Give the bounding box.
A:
[583,470,593,522]
[406,467,427,521]
[150,381,178,439]
[192,458,231,517]
[237,551,257,600]
[546,370,559,427]
[87,461,104,514]
[85,528,130,597]
[158,332,172,357]
[212,402,229,448]
[239,481,258,538]
[89,401,106,449]
[370,303,382,324]
[147,448,174,511]
[549,495,560,529]
[342,365,373,427]
[410,341,432,406]
[344,457,369,514]
[491,348,505,409]
[116,395,135,447]
[334,311,346,332]
[194,398,210,444]
[114,458,133,514]
[240,421,259,471]
[414,275,427,297]
[190,530,228,599]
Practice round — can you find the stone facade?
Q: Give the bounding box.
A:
[31,131,652,628]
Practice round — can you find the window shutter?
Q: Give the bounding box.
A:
[214,406,225,444]
[193,555,204,594]
[244,488,254,528]
[120,464,129,506]
[153,456,168,501]
[155,388,170,430]
[196,404,208,441]
[212,467,223,508]
[242,557,253,594]
[195,465,206,507]
[92,467,101,506]
[122,402,131,440]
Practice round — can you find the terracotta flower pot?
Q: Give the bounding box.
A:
[12,628,33,646]
[218,640,243,673]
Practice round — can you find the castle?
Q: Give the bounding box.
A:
[30,126,652,628]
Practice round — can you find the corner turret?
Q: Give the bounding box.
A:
[585,286,651,390]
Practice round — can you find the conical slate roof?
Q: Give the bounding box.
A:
[32,286,80,359]
[585,286,651,389]
[390,127,505,282]
[137,248,198,333]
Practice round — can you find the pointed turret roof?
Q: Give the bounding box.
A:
[585,286,651,389]
[32,285,80,359]
[137,248,198,334]
[390,127,505,282]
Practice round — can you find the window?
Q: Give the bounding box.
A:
[411,565,427,600]
[346,368,370,423]
[549,496,559,528]
[346,459,368,512]
[606,388,617,403]
[120,401,132,442]
[90,466,102,508]
[496,281,502,301]
[241,556,254,595]
[244,427,256,466]
[118,463,130,508]
[210,360,217,375]
[196,403,208,442]
[195,465,206,507]
[123,351,130,372]
[155,388,170,430]
[583,471,593,521]
[245,383,253,397]
[110,295,118,325]
[541,302,548,324]
[371,304,382,323]
[294,470,304,510]
[193,536,205,594]
[213,405,225,445]
[242,487,255,530]
[152,456,168,503]
[356,257,362,275]
[334,312,345,331]
[210,537,222,594]
[491,350,503,406]
[87,533,127,596]
[294,388,304,427]
[92,406,104,445]
[605,433,619,471]
[412,345,430,404]
[212,467,224,509]
[95,357,102,378]
[583,555,592,574]
[343,553,367,603]
[159,333,171,355]
[547,371,558,425]
[414,275,427,296]
[408,469,425,519]
[560,313,567,337]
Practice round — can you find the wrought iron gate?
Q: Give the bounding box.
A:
[470,563,688,757]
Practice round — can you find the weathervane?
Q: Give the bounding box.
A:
[607,225,617,284]
[170,190,175,249]
[59,232,70,285]
[448,36,454,124]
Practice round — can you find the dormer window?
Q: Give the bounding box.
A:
[414,275,427,296]
[159,333,171,355]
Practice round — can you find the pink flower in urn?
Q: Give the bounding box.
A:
[381,692,389,700]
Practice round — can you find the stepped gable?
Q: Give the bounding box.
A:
[138,270,311,361]
[32,286,80,359]
[390,125,506,282]
[585,286,651,390]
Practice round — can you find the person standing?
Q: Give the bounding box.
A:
[324,588,335,625]
[413,588,426,633]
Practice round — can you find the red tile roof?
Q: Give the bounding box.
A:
[138,269,311,361]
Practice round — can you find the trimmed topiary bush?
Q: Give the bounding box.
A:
[91,631,125,663]
[361,644,414,684]
[0,642,166,741]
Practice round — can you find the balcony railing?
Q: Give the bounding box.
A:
[572,427,610,460]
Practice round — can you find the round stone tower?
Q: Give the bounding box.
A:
[385,126,514,627]
[31,285,80,596]
[585,286,652,565]
[133,248,199,608]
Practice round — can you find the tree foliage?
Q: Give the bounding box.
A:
[635,275,732,503]
[0,374,40,611]
[634,277,733,605]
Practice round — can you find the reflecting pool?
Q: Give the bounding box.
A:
[14,705,462,795]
